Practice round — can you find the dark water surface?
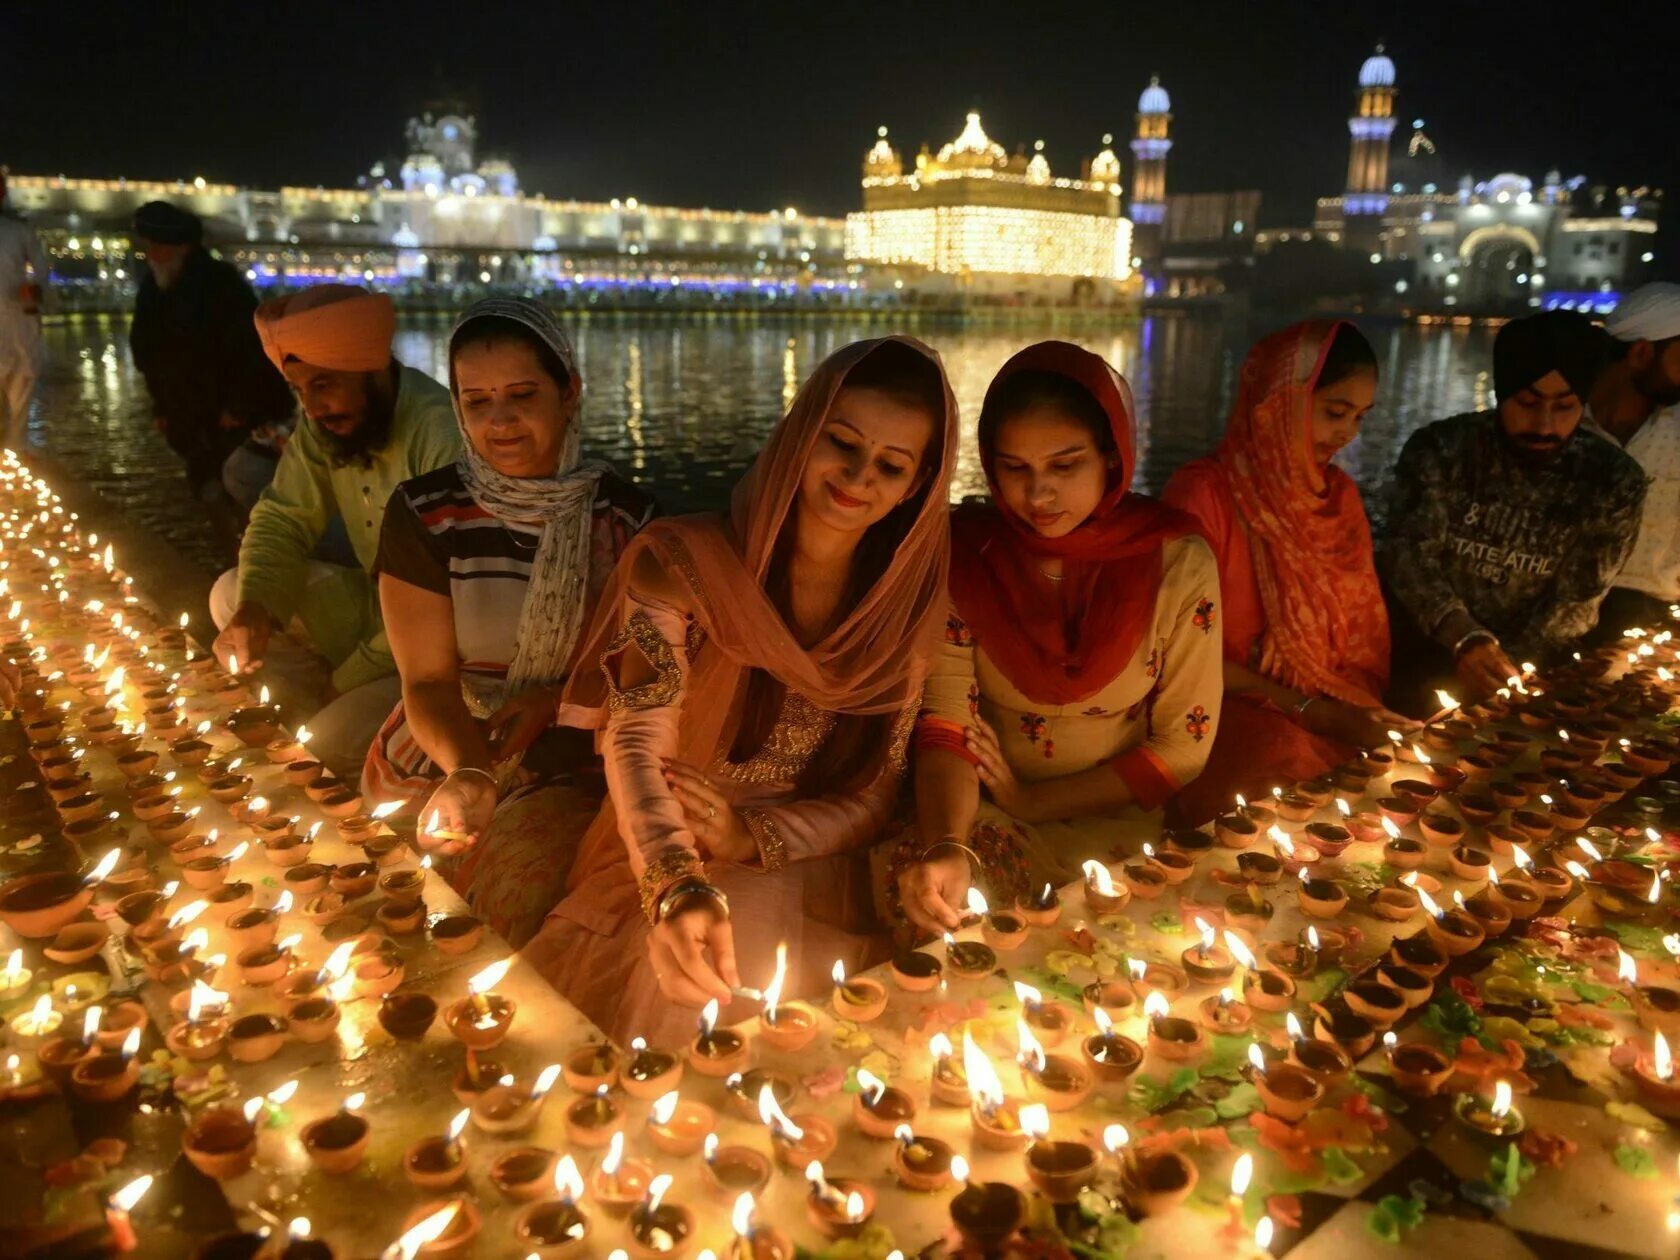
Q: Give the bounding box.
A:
[26,312,1495,578]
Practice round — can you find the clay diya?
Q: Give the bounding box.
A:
[1343,981,1407,1029]
[1120,1149,1198,1218]
[1448,844,1493,882]
[564,1088,623,1149]
[183,1108,259,1181]
[646,1091,715,1157]
[489,1147,556,1202]
[1081,860,1129,913]
[405,1113,471,1190]
[1297,876,1348,919]
[622,1038,683,1099]
[1214,812,1260,849]
[302,1103,371,1173]
[1418,812,1464,848]
[1253,1061,1323,1122]
[688,1000,751,1077]
[1235,850,1283,885]
[1386,1041,1453,1096]
[944,936,997,980]
[888,951,943,992]
[1024,1134,1099,1205]
[829,961,887,1021]
[429,914,482,955]
[0,870,96,939]
[892,1129,956,1191]
[700,1140,772,1201]
[379,992,438,1042]
[1242,967,1297,1013]
[562,1042,620,1094]
[852,1068,918,1138]
[1019,883,1062,928]
[226,1013,287,1063]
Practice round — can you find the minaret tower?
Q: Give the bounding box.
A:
[1344,45,1397,250]
[1129,76,1172,227]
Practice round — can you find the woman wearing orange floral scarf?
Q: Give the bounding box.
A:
[1163,320,1418,825]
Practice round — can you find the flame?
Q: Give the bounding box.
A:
[555,1153,585,1203]
[855,1067,887,1108]
[87,847,121,883]
[893,1123,913,1144]
[830,959,847,988]
[111,1173,153,1212]
[965,886,989,917]
[1091,1006,1114,1037]
[1223,931,1256,969]
[1285,1012,1305,1041]
[1657,1033,1674,1082]
[1143,991,1169,1022]
[1102,1123,1129,1153]
[531,1064,562,1098]
[928,1031,954,1061]
[242,1096,265,1125]
[1194,916,1215,952]
[167,899,208,931]
[1511,843,1533,871]
[1650,869,1664,906]
[962,1029,1005,1110]
[1336,797,1351,817]
[1018,1103,1050,1142]
[186,979,226,1023]
[1577,837,1604,862]
[703,1133,719,1162]
[646,1173,673,1215]
[1491,1080,1512,1117]
[1230,1151,1253,1197]
[1434,689,1460,713]
[762,942,788,1017]
[1081,859,1115,895]
[1269,825,1295,857]
[699,998,719,1039]
[344,1092,365,1111]
[1247,1042,1268,1076]
[1235,793,1249,812]
[267,1078,298,1106]
[447,1108,470,1142]
[1012,980,1042,1009]
[601,1129,625,1177]
[1619,950,1639,985]
[844,1192,865,1222]
[758,1083,804,1141]
[1255,1217,1275,1252]
[181,927,208,957]
[466,958,511,996]
[732,1192,756,1238]
[1016,1019,1046,1074]
[1564,860,1591,880]
[273,890,293,915]
[651,1091,679,1125]
[1417,887,1445,920]
[3,949,20,978]
[1127,957,1147,982]
[82,1005,102,1043]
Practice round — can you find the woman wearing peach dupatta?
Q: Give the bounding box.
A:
[1163,320,1417,825]
[524,337,956,1046]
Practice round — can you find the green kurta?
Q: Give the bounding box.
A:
[234,364,459,693]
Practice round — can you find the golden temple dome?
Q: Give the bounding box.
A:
[936,111,1009,171]
[864,125,902,179]
[1026,139,1051,185]
[1090,133,1121,183]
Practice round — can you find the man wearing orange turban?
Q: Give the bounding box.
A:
[211,284,459,775]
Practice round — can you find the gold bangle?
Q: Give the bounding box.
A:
[920,838,980,871]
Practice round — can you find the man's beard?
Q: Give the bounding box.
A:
[1634,363,1680,409]
[314,373,397,468]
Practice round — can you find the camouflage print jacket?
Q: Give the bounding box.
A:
[1383,411,1647,663]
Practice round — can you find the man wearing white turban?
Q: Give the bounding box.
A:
[1589,282,1680,634]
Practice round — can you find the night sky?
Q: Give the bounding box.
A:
[7,1,1677,236]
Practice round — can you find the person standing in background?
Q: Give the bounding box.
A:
[0,169,50,451]
[128,200,294,552]
[1586,283,1680,636]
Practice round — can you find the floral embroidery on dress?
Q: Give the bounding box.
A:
[1081,706,1109,718]
[1019,713,1048,744]
[1192,598,1216,634]
[966,682,981,721]
[945,613,975,647]
[1145,646,1162,678]
[1041,739,1055,760]
[1185,704,1211,742]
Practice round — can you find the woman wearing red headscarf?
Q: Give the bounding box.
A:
[524,337,957,1046]
[1161,320,1418,827]
[895,342,1223,934]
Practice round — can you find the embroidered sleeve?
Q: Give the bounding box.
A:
[739,808,788,873]
[603,608,684,715]
[638,845,706,924]
[916,601,981,762]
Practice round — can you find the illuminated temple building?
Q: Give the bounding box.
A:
[843,112,1134,303]
[7,105,848,306]
[1257,46,1663,311]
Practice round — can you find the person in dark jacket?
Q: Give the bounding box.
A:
[129,201,294,545]
[1383,310,1646,709]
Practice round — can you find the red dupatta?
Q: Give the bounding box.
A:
[948,341,1200,706]
[1211,320,1388,706]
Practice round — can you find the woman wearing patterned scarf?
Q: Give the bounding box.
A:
[363,297,655,945]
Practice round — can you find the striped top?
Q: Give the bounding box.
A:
[362,462,656,802]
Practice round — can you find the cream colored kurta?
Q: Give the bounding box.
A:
[921,534,1224,884]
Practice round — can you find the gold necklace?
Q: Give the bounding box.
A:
[1038,565,1063,582]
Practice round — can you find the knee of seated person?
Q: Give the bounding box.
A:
[208,568,242,629]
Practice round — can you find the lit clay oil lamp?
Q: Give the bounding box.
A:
[755,945,818,1050]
